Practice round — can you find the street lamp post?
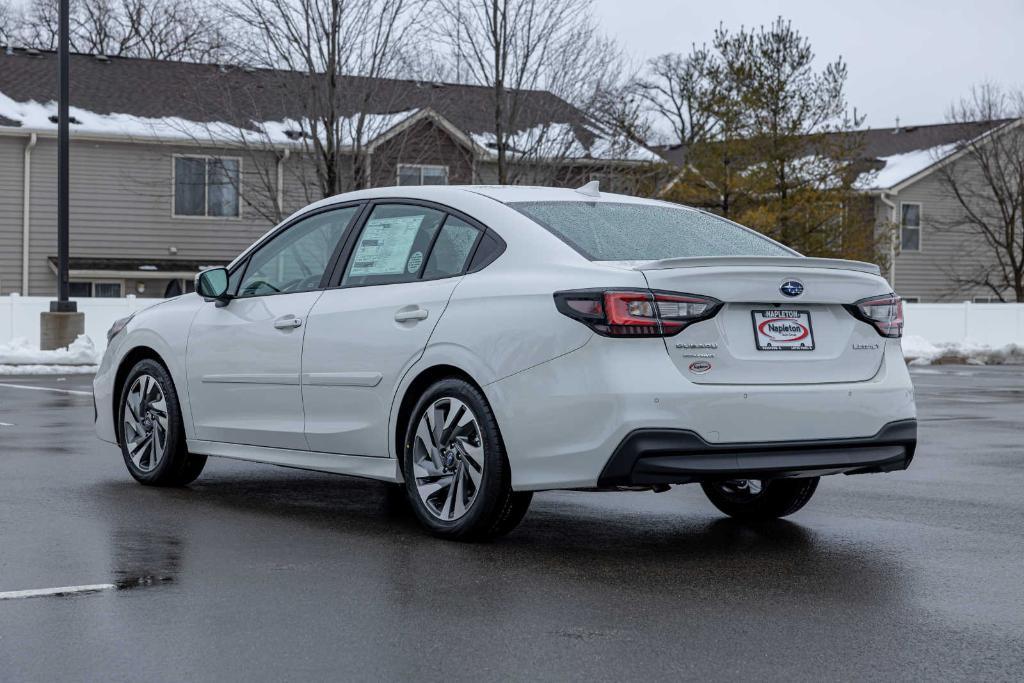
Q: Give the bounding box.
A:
[40,0,84,350]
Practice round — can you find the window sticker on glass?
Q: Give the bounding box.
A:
[407,251,424,273]
[349,215,424,276]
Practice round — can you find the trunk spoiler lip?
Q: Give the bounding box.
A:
[601,256,882,276]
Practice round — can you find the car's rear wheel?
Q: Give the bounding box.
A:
[402,378,531,541]
[701,477,818,520]
[118,359,206,487]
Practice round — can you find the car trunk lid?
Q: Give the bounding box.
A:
[621,256,889,385]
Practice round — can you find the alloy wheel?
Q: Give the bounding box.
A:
[411,397,485,521]
[123,374,169,473]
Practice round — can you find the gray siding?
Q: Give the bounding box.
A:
[886,151,1011,302]
[20,137,282,296]
[0,136,25,294]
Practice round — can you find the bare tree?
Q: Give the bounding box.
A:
[12,0,231,61]
[431,0,630,184]
[936,84,1024,301]
[635,48,720,148]
[223,0,426,203]
[0,1,17,46]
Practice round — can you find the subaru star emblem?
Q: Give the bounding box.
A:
[780,280,804,297]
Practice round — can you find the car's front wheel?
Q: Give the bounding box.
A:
[118,359,207,487]
[701,477,818,520]
[402,378,531,541]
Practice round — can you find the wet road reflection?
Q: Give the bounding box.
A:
[0,369,1022,680]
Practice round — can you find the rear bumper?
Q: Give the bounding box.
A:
[598,419,917,486]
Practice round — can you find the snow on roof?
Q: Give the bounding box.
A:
[856,143,957,191]
[1,83,660,163]
[0,90,419,147]
[471,122,661,163]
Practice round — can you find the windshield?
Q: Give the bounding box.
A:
[510,201,794,261]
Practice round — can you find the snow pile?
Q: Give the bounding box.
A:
[0,335,100,371]
[902,335,1024,366]
[856,144,956,191]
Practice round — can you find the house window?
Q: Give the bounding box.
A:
[901,296,920,304]
[900,203,921,251]
[174,156,241,217]
[397,164,448,186]
[973,296,997,303]
[69,281,123,297]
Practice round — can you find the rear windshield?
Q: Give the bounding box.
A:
[510,201,793,261]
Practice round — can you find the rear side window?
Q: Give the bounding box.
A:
[510,201,793,261]
[424,216,480,279]
[342,204,445,286]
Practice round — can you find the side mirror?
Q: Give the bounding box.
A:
[196,267,230,302]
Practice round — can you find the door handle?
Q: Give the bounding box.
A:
[273,316,303,330]
[394,308,429,322]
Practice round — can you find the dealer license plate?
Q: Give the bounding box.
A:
[751,309,815,351]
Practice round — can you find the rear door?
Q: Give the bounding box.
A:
[301,202,485,456]
[639,259,888,384]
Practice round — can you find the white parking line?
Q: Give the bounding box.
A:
[0,383,92,396]
[0,583,116,600]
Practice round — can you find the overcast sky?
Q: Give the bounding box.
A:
[592,0,1024,129]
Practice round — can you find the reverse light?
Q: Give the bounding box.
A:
[845,293,903,338]
[554,289,721,337]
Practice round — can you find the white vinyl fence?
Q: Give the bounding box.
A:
[0,295,167,356]
[1,295,1024,356]
[902,302,1024,346]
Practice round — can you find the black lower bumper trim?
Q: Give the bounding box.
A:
[597,419,917,486]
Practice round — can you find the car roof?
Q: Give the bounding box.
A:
[308,184,662,210]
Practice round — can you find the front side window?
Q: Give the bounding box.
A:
[396,164,448,186]
[900,203,921,252]
[174,156,241,218]
[237,207,358,297]
[510,201,793,261]
[342,204,446,286]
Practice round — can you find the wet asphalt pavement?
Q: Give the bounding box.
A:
[1,367,1023,681]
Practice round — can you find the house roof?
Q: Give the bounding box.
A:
[0,48,656,162]
[654,118,1016,191]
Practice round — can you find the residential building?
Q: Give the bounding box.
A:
[657,119,1022,302]
[0,48,656,297]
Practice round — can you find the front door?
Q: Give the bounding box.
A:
[186,205,360,449]
[302,204,484,456]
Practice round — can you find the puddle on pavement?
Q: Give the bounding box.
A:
[108,528,182,595]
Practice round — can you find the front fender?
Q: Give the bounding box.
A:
[94,296,203,443]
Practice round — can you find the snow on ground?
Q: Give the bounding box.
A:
[0,335,100,374]
[0,364,98,375]
[901,335,1024,366]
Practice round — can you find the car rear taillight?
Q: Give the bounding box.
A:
[845,293,904,338]
[553,289,721,337]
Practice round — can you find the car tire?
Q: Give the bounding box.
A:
[117,359,207,487]
[402,378,531,541]
[700,477,819,520]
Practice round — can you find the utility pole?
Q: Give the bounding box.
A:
[40,0,84,349]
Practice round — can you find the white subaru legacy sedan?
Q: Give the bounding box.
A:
[94,184,916,540]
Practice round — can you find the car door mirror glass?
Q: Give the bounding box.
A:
[196,267,230,300]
